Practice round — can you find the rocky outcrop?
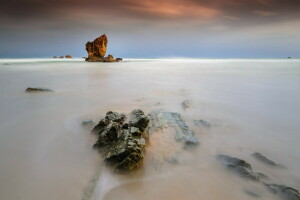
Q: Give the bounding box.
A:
[25,87,53,92]
[148,110,199,148]
[264,184,300,200]
[85,34,122,62]
[92,110,149,172]
[65,54,73,58]
[217,154,260,181]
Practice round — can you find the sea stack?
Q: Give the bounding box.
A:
[85,34,122,62]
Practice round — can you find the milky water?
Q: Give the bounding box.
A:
[0,58,299,200]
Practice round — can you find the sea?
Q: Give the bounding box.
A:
[0,58,299,200]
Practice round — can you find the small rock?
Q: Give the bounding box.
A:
[217,154,260,181]
[252,152,280,167]
[25,87,53,92]
[65,54,73,58]
[193,119,212,128]
[82,120,94,126]
[59,56,64,58]
[182,100,191,110]
[53,56,57,58]
[264,184,300,200]
[244,189,261,198]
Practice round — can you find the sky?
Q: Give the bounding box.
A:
[0,0,299,58]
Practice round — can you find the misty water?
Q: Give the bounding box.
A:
[0,58,299,200]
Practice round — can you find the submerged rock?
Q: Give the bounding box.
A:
[264,184,300,200]
[148,110,199,148]
[25,87,53,92]
[182,100,191,110]
[92,110,149,172]
[193,119,212,128]
[217,154,260,181]
[85,34,122,62]
[252,152,280,167]
[82,120,95,126]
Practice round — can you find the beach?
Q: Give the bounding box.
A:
[0,58,299,200]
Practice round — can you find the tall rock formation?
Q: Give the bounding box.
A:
[85,34,122,62]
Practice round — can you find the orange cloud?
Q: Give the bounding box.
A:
[123,0,220,19]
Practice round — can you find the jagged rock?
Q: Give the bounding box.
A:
[66,54,73,58]
[252,152,280,167]
[105,128,146,172]
[92,110,149,172]
[148,110,199,148]
[217,154,260,181]
[85,34,122,62]
[182,100,191,110]
[25,87,53,92]
[193,119,212,128]
[264,184,300,200]
[129,109,150,132]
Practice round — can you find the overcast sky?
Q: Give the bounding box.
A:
[0,0,299,58]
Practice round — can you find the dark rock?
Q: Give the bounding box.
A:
[182,100,191,110]
[193,119,212,128]
[59,56,64,58]
[85,34,122,62]
[217,154,260,181]
[264,184,300,200]
[129,109,150,132]
[92,110,149,172]
[252,152,279,167]
[53,56,57,58]
[25,87,53,92]
[66,54,73,58]
[148,110,199,148]
[105,128,146,172]
[288,57,291,59]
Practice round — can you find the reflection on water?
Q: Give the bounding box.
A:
[0,59,299,200]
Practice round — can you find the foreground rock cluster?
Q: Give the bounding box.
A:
[85,34,122,62]
[92,110,149,172]
[217,154,299,200]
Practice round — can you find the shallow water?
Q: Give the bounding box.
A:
[0,58,299,200]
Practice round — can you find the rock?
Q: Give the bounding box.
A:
[82,120,94,126]
[193,119,212,128]
[243,189,261,198]
[217,154,260,181]
[105,128,146,172]
[182,100,191,110]
[59,56,64,58]
[148,110,199,148]
[65,54,73,58]
[25,87,53,92]
[252,152,280,167]
[85,34,122,62]
[129,109,150,132]
[288,57,291,59]
[53,56,57,58]
[264,184,300,200]
[92,110,149,172]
